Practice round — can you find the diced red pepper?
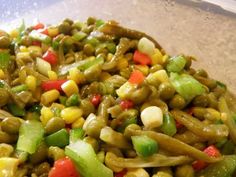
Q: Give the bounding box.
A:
[128,70,145,85]
[192,145,221,171]
[91,94,102,107]
[41,80,67,91]
[114,169,127,177]
[120,100,134,110]
[48,157,80,177]
[175,120,184,129]
[38,28,49,35]
[133,50,152,65]
[32,41,41,46]
[42,50,58,65]
[33,22,45,30]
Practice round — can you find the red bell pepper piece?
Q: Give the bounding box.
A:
[91,94,102,107]
[128,70,145,85]
[120,100,134,110]
[114,169,127,177]
[32,41,41,46]
[48,157,80,177]
[133,50,152,65]
[38,28,49,35]
[33,22,45,30]
[41,80,67,91]
[42,50,58,65]
[192,145,221,171]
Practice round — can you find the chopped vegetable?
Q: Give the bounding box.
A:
[0,51,10,69]
[7,103,25,117]
[65,140,113,177]
[41,79,67,91]
[11,84,28,93]
[128,70,145,84]
[48,157,80,177]
[70,128,85,143]
[131,135,158,157]
[133,50,152,65]
[91,94,102,107]
[36,57,52,76]
[0,158,19,177]
[161,113,177,136]
[66,93,80,107]
[61,80,79,96]
[138,37,155,56]
[170,72,205,101]
[43,50,58,65]
[17,120,44,154]
[29,30,51,44]
[33,22,45,30]
[45,129,69,148]
[120,100,134,110]
[166,55,186,73]
[141,106,163,129]
[77,56,104,71]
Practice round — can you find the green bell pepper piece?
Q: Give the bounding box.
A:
[45,129,69,148]
[161,113,177,136]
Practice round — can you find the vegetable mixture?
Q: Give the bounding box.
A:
[0,17,236,177]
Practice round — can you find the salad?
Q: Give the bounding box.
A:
[0,17,236,177]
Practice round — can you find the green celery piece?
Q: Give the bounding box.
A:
[197,155,236,177]
[161,113,177,136]
[69,128,85,143]
[65,140,113,177]
[0,52,10,69]
[131,135,158,157]
[84,36,100,46]
[95,19,105,28]
[166,56,186,73]
[117,117,137,132]
[77,56,104,71]
[7,103,25,117]
[170,72,205,101]
[17,120,44,154]
[72,31,87,41]
[45,129,69,148]
[11,84,28,93]
[29,30,51,44]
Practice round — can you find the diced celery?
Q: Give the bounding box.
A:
[11,84,28,93]
[45,129,69,148]
[166,56,186,73]
[69,128,85,143]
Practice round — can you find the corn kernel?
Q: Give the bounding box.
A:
[25,75,37,92]
[41,89,60,106]
[19,46,29,52]
[134,65,149,76]
[50,103,65,110]
[9,29,19,38]
[0,69,5,79]
[28,46,43,57]
[106,53,113,61]
[48,71,58,80]
[151,48,164,65]
[48,27,59,37]
[72,117,85,128]
[61,80,79,97]
[40,106,54,125]
[99,72,111,81]
[116,58,128,70]
[16,52,31,61]
[153,69,169,83]
[68,68,85,84]
[141,106,163,129]
[61,107,83,124]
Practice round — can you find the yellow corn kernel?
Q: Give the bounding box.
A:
[19,46,29,52]
[25,75,37,92]
[162,54,169,64]
[116,58,128,70]
[72,117,85,128]
[40,106,54,125]
[0,69,5,79]
[48,71,58,80]
[68,68,85,84]
[41,89,60,106]
[134,65,149,76]
[9,29,19,38]
[48,27,59,37]
[151,48,163,65]
[99,72,111,81]
[50,103,65,110]
[28,46,43,57]
[61,107,83,124]
[61,80,79,97]
[16,52,31,61]
[106,53,113,61]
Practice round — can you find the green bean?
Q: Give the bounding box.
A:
[174,131,206,145]
[105,152,192,168]
[171,110,229,140]
[105,75,127,88]
[0,88,10,107]
[29,142,48,165]
[48,146,65,161]
[127,85,151,104]
[32,162,50,176]
[84,64,102,82]
[195,69,208,78]
[83,136,99,152]
[142,99,168,113]
[0,36,11,48]
[124,127,222,163]
[0,131,17,143]
[149,64,163,73]
[99,22,163,50]
[83,43,95,56]
[0,143,14,157]
[58,22,72,34]
[169,94,186,109]
[1,117,22,134]
[79,99,95,117]
[45,117,65,134]
[175,165,195,177]
[98,95,115,123]
[192,94,209,107]
[107,105,123,118]
[194,75,217,90]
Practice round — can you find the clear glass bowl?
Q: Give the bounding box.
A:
[1,0,236,92]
